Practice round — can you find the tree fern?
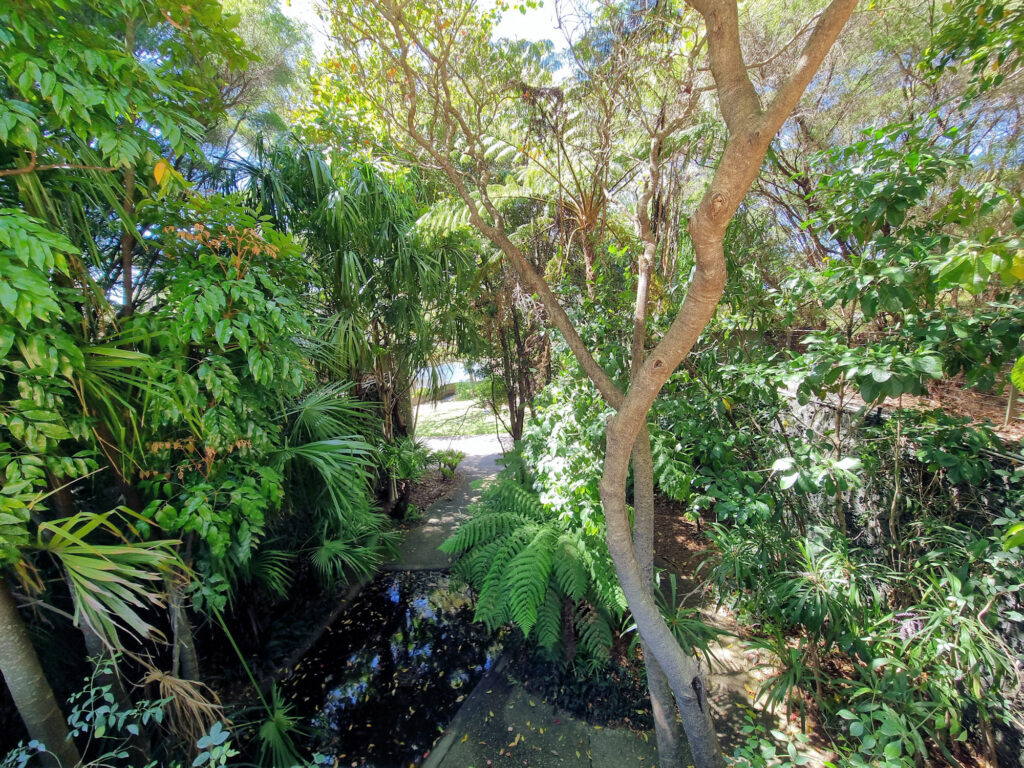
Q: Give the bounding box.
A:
[476,525,538,629]
[441,511,535,554]
[445,473,623,665]
[507,526,557,635]
[535,583,563,651]
[576,603,613,664]
[552,534,588,601]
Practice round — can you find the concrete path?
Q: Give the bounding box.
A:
[385,432,661,768]
[383,434,510,571]
[425,658,662,768]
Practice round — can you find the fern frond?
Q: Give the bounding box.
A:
[576,604,613,664]
[535,583,563,651]
[474,525,537,630]
[507,526,557,636]
[552,534,587,600]
[441,511,532,554]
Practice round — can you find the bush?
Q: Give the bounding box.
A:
[432,449,465,479]
[442,467,626,668]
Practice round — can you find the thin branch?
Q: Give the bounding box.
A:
[0,150,119,178]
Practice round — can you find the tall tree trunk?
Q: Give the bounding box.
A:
[632,427,686,768]
[0,577,81,768]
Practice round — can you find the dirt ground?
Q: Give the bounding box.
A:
[849,378,1023,444]
[408,467,461,515]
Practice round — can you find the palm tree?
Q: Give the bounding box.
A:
[237,139,477,483]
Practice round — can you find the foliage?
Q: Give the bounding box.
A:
[432,449,465,480]
[0,0,248,170]
[677,365,1024,764]
[926,0,1024,96]
[443,470,626,668]
[0,209,92,564]
[0,663,246,768]
[729,712,814,768]
[255,685,304,768]
[380,436,432,485]
[237,139,477,445]
[38,509,180,647]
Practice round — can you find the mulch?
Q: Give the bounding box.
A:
[407,468,461,515]
[652,492,715,585]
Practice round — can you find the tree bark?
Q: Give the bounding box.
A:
[0,577,81,768]
[632,427,687,768]
[168,576,200,682]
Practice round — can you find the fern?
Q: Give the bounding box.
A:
[452,538,502,587]
[440,511,533,554]
[576,603,613,664]
[552,535,587,600]
[444,472,622,665]
[507,526,557,635]
[475,525,538,629]
[535,583,563,651]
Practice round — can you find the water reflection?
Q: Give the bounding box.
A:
[283,571,501,768]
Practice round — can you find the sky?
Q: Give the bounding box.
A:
[279,0,566,59]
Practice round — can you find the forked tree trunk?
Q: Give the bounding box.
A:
[0,577,81,768]
[378,2,858,764]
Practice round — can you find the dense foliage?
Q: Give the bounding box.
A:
[2,0,1024,767]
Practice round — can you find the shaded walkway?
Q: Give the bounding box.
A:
[383,434,509,571]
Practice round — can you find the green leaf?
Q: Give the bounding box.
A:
[1011,355,1024,392]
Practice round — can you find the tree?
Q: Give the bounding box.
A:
[237,139,476,466]
[0,577,80,768]
[317,1,858,765]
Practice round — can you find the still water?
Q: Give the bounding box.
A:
[283,571,500,767]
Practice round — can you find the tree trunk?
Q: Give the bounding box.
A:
[602,429,725,768]
[0,577,81,768]
[395,358,414,438]
[632,427,687,768]
[167,576,200,682]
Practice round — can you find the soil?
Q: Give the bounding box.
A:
[406,468,461,517]
[842,377,1024,444]
[506,641,654,732]
[652,492,715,589]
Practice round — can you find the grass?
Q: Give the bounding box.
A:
[453,379,495,402]
[414,398,508,436]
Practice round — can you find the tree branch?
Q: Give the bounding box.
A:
[0,151,118,177]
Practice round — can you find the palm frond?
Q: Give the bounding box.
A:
[37,509,180,649]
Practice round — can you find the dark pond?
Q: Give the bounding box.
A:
[283,570,501,768]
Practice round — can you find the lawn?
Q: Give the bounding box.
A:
[414,397,508,437]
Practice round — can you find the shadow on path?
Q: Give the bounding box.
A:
[384,434,509,571]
